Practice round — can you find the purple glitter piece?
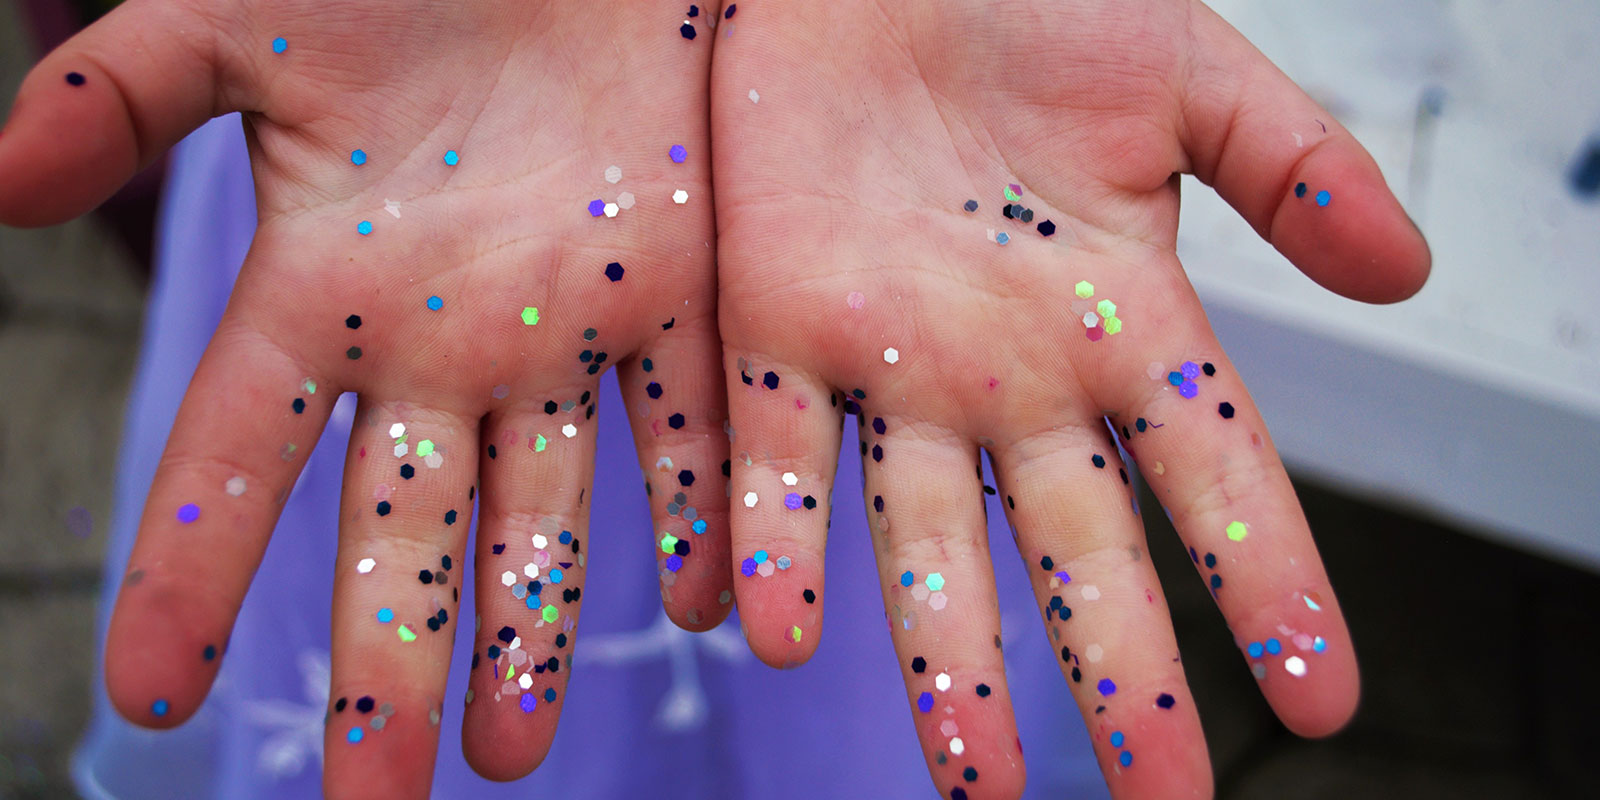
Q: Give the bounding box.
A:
[665,554,683,572]
[177,503,200,524]
[1181,361,1200,379]
[669,144,688,163]
[520,693,536,713]
[784,493,803,510]
[917,692,934,713]
[587,199,605,216]
[1179,380,1198,399]
[1097,678,1117,696]
[740,558,758,577]
[1055,571,1071,584]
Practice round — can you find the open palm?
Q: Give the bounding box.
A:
[0,1,729,796]
[710,2,1428,798]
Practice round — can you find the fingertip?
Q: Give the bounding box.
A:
[0,62,140,227]
[104,574,222,729]
[735,588,823,669]
[461,706,552,782]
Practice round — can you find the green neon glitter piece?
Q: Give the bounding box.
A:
[660,533,679,554]
[1004,187,1021,202]
[925,572,945,591]
[541,605,559,623]
[521,307,539,326]
[1226,521,1249,542]
[1104,316,1123,335]
[1075,281,1095,299]
[397,625,416,642]
[534,434,547,452]
[1097,299,1117,318]
[416,439,435,457]
[303,379,317,394]
[791,626,803,642]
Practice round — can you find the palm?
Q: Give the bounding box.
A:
[2,2,729,797]
[712,3,1426,799]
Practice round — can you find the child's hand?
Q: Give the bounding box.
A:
[0,1,728,794]
[711,2,1427,798]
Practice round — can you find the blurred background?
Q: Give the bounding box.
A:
[1,0,1597,797]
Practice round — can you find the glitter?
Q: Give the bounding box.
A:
[603,202,619,217]
[784,493,802,509]
[790,626,802,642]
[357,220,373,235]
[492,384,510,400]
[680,21,696,39]
[670,144,688,163]
[963,199,978,212]
[347,727,363,743]
[562,424,578,438]
[884,347,900,364]
[900,571,913,587]
[1082,312,1100,329]
[1313,636,1327,652]
[1252,662,1267,680]
[272,37,287,53]
[917,692,934,713]
[225,477,245,496]
[534,434,547,452]
[393,443,408,458]
[941,720,959,736]
[351,150,367,166]
[384,199,401,218]
[996,232,1010,245]
[1226,521,1248,541]
[1120,752,1133,767]
[847,291,865,309]
[1285,656,1307,677]
[749,89,760,103]
[743,492,758,508]
[928,592,947,610]
[726,4,736,17]
[416,439,435,457]
[1110,731,1124,747]
[542,605,559,623]
[398,625,415,642]
[1082,585,1100,600]
[1104,316,1123,335]
[1316,190,1331,207]
[1179,380,1197,398]
[1181,361,1200,379]
[427,295,443,311]
[1218,402,1235,419]
[950,738,965,756]
[376,608,393,623]
[521,693,536,712]
[444,150,460,166]
[177,504,200,524]
[782,472,799,486]
[357,558,376,573]
[673,189,688,204]
[1266,638,1282,655]
[1097,678,1117,696]
[588,199,605,216]
[1086,644,1104,662]
[151,699,169,716]
[605,165,621,183]
[1075,281,1094,299]
[935,672,951,691]
[1147,362,1164,380]
[925,573,945,591]
[1097,299,1117,318]
[1157,693,1175,708]
[1038,220,1056,236]
[1248,642,1264,658]
[521,307,539,325]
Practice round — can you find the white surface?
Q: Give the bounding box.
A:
[1179,1,1600,567]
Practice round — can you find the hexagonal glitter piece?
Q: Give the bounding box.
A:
[617,192,636,209]
[925,572,945,592]
[673,189,688,204]
[743,491,758,508]
[1082,312,1100,329]
[884,347,899,364]
[1097,299,1117,318]
[1104,316,1123,335]
[521,307,539,326]
[1075,281,1094,299]
[782,472,799,486]
[604,165,622,183]
[1226,521,1248,541]
[935,672,952,691]
[928,591,947,610]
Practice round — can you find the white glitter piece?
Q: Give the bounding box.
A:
[424,452,443,469]
[617,192,636,210]
[603,202,619,218]
[491,384,510,400]
[928,591,947,610]
[1284,656,1307,677]
[1082,585,1101,601]
[604,165,622,183]
[1251,662,1267,680]
[393,443,408,458]
[1147,362,1165,380]
[782,472,799,486]
[748,89,760,103]
[524,563,539,579]
[935,672,951,692]
[384,199,402,219]
[225,477,246,496]
[656,456,673,471]
[510,636,522,650]
[389,423,406,439]
[501,570,516,586]
[672,189,688,204]
[518,673,533,690]
[744,491,758,508]
[532,534,548,549]
[756,561,775,577]
[562,423,578,438]
[1083,312,1100,329]
[883,347,899,364]
[1086,643,1104,663]
[357,558,376,574]
[940,720,959,736]
[950,737,965,756]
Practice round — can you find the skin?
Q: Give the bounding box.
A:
[710,2,1427,799]
[0,1,731,797]
[0,1,1431,798]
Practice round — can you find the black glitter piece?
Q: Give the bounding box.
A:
[963,767,978,782]
[346,346,362,360]
[725,3,736,18]
[586,363,600,375]
[872,417,886,435]
[1037,219,1056,236]
[376,501,391,516]
[441,555,452,570]
[605,262,625,281]
[688,5,699,17]
[983,485,996,495]
[1119,468,1128,485]
[545,400,559,414]
[678,470,695,486]
[1091,454,1106,468]
[803,589,816,604]
[418,569,433,585]
[580,350,593,362]
[741,371,754,386]
[65,72,86,86]
[498,626,516,643]
[911,657,926,673]
[427,617,441,631]
[852,389,866,400]
[975,684,991,697]
[722,460,732,477]
[1218,402,1235,419]
[1071,667,1082,682]
[492,543,505,554]
[203,645,217,661]
[487,445,497,459]
[581,391,592,404]
[1021,208,1034,223]
[356,696,374,713]
[668,413,685,429]
[1050,596,1063,610]
[586,404,595,419]
[963,199,978,212]
[345,315,362,329]
[803,495,816,509]
[334,697,347,712]
[555,633,568,648]
[445,510,457,525]
[1157,693,1175,709]
[546,657,560,672]
[762,371,779,390]
[680,23,696,40]
[647,382,663,399]
[871,444,883,462]
[1295,182,1308,198]
[673,540,690,556]
[400,464,414,479]
[1204,553,1216,568]
[873,496,884,512]
[472,653,480,669]
[1002,204,1015,219]
[293,398,305,414]
[488,645,501,659]
[952,789,968,800]
[1203,362,1216,376]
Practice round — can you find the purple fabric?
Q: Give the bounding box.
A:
[73,114,1104,799]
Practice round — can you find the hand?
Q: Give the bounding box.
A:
[0,1,730,795]
[709,2,1427,798]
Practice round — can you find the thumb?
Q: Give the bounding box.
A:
[0,0,246,227]
[1178,3,1431,304]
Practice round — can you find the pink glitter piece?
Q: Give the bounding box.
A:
[846,291,865,309]
[1086,327,1104,342]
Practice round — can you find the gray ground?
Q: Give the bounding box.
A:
[0,1,1595,797]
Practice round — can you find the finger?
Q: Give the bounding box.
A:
[460,396,596,781]
[617,311,733,632]
[103,314,334,727]
[865,425,1025,800]
[1178,4,1431,304]
[323,400,478,799]
[994,428,1212,799]
[0,0,248,226]
[723,353,843,667]
[1105,343,1359,738]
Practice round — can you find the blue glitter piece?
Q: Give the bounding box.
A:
[1248,641,1263,658]
[357,220,373,236]
[151,699,169,716]
[376,608,394,623]
[351,149,367,166]
[271,37,287,54]
[1266,638,1282,655]
[1316,190,1331,207]
[996,232,1010,245]
[1119,751,1132,767]
[670,144,688,163]
[692,519,707,534]
[741,558,757,576]
[1314,636,1327,653]
[1167,371,1183,386]
[753,550,768,564]
[427,295,442,310]
[347,727,364,743]
[560,530,572,544]
[587,199,605,216]
[549,569,564,584]
[544,688,556,702]
[1110,731,1124,748]
[444,150,460,166]
[1097,679,1117,696]
[917,692,934,713]
[901,571,914,587]
[526,594,540,609]
[1295,182,1307,198]
[520,693,536,713]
